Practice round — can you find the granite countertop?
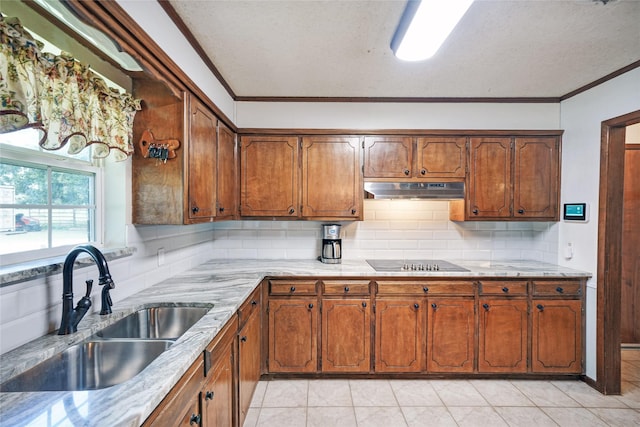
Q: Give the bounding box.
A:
[0,259,591,427]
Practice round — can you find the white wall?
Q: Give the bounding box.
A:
[558,67,640,379]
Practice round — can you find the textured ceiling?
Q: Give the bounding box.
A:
[167,0,640,100]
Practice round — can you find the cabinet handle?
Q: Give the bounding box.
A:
[344,286,350,292]
[351,209,357,215]
[190,413,201,425]
[241,336,247,342]
[205,391,214,400]
[414,303,420,309]
[423,287,429,293]
[502,287,509,293]
[289,208,295,215]
[518,209,525,214]
[403,169,410,176]
[556,287,564,294]
[362,302,367,308]
[192,206,200,214]
[251,300,257,306]
[537,304,544,311]
[308,303,314,309]
[290,286,296,292]
[472,209,479,215]
[420,169,426,175]
[483,303,490,311]
[431,303,437,310]
[219,206,225,213]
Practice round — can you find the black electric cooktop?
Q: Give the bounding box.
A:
[366,259,469,272]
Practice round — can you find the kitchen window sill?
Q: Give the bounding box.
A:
[0,247,136,288]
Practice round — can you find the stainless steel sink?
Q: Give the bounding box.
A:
[94,305,211,340]
[0,340,173,392]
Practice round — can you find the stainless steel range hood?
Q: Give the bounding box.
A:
[364,182,464,200]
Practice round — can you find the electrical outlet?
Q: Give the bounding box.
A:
[157,248,165,266]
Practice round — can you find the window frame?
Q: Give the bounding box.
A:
[0,143,104,266]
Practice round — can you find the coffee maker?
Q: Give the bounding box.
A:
[321,224,342,264]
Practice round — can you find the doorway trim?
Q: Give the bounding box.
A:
[595,109,640,394]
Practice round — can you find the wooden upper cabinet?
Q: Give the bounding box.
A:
[301,136,363,219]
[513,137,559,219]
[363,136,413,178]
[187,95,217,222]
[215,122,237,219]
[416,137,466,178]
[468,137,512,219]
[240,136,299,217]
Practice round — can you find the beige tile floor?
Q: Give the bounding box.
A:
[243,349,640,427]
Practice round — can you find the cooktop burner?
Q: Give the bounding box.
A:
[366,259,469,272]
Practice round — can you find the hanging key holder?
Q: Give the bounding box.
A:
[138,129,180,164]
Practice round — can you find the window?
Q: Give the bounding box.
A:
[0,129,102,265]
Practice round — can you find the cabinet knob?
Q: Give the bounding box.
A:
[289,208,295,215]
[414,303,420,309]
[241,336,247,342]
[431,303,437,310]
[403,169,410,176]
[251,300,258,306]
[537,304,544,311]
[219,206,225,213]
[290,286,296,292]
[344,286,350,292]
[351,209,357,215]
[518,209,525,214]
[190,413,201,425]
[556,287,564,294]
[205,391,214,400]
[192,206,200,214]
[423,287,429,293]
[472,209,479,215]
[483,303,490,311]
[308,303,314,309]
[502,287,509,293]
[362,302,367,308]
[420,169,426,175]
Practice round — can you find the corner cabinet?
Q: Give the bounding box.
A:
[132,78,237,224]
[240,135,362,220]
[451,135,560,221]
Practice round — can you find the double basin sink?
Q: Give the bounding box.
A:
[0,305,211,392]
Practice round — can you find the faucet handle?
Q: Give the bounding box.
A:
[84,280,93,298]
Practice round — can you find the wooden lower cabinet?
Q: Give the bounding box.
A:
[478,299,528,373]
[268,298,318,373]
[201,345,233,427]
[238,301,261,426]
[321,298,371,372]
[375,298,425,373]
[532,299,582,373]
[426,298,475,373]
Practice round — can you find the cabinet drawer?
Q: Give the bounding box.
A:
[376,281,474,296]
[270,280,318,295]
[479,281,528,296]
[533,281,582,297]
[238,286,261,327]
[323,280,371,295]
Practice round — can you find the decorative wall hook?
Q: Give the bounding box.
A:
[138,129,180,163]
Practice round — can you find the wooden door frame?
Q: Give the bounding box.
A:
[595,109,640,394]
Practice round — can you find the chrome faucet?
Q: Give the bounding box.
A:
[58,244,115,335]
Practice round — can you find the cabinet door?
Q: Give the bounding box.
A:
[375,298,425,373]
[416,137,466,178]
[240,136,299,217]
[478,299,527,373]
[268,298,318,373]
[301,136,362,219]
[532,299,582,373]
[468,137,512,218]
[201,346,233,427]
[216,123,237,219]
[188,95,217,222]
[426,298,474,373]
[513,137,559,219]
[238,307,261,426]
[321,298,371,373]
[363,136,413,178]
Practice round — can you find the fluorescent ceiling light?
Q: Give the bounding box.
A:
[391,0,474,61]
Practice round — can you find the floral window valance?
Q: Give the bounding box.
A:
[0,16,141,161]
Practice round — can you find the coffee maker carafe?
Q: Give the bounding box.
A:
[321,224,342,264]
